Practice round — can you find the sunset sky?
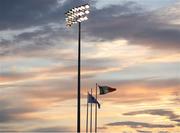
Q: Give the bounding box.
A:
[0,0,180,132]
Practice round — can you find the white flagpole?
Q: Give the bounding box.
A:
[95,83,98,133]
[90,88,93,133]
[86,91,89,133]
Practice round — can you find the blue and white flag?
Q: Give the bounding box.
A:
[88,93,100,109]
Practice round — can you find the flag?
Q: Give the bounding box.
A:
[98,85,116,95]
[88,93,100,109]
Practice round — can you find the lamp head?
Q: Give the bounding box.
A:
[65,4,90,27]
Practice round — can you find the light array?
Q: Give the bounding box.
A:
[65,4,90,27]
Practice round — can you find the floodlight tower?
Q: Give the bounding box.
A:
[65,4,90,133]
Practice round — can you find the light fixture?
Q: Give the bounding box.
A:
[65,4,90,27]
[85,10,90,14]
[85,5,90,9]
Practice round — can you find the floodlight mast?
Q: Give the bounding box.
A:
[65,4,90,133]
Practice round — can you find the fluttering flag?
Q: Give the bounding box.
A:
[98,85,116,95]
[88,93,101,109]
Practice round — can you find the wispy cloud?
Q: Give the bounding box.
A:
[86,2,180,50]
[123,109,180,123]
[106,121,175,128]
[136,130,152,133]
[29,126,73,132]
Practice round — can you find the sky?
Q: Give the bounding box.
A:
[0,0,180,132]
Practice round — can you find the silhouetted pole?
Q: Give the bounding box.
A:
[86,91,89,133]
[95,83,98,132]
[90,88,93,133]
[77,22,81,133]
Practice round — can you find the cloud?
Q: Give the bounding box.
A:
[0,0,59,30]
[136,130,152,133]
[106,121,175,128]
[0,98,38,123]
[30,126,73,132]
[1,74,179,104]
[98,126,108,130]
[137,131,170,133]
[173,119,180,122]
[0,79,179,131]
[0,26,68,60]
[0,110,13,123]
[123,109,180,123]
[86,2,180,50]
[1,0,180,60]
[0,0,94,30]
[1,0,180,65]
[0,77,78,125]
[0,126,18,132]
[158,131,170,133]
[0,56,124,85]
[0,0,95,60]
[0,71,37,83]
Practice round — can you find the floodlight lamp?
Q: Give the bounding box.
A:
[84,16,88,20]
[80,17,87,22]
[74,8,78,12]
[78,7,83,11]
[68,15,74,18]
[67,12,72,16]
[80,17,84,21]
[81,6,85,10]
[72,21,78,24]
[75,7,79,11]
[85,5,90,9]
[73,12,78,17]
[72,9,76,12]
[77,18,81,22]
[71,14,76,18]
[79,12,85,16]
[85,10,89,14]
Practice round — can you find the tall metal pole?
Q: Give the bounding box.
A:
[90,88,93,133]
[65,4,90,132]
[86,92,89,133]
[95,83,98,133]
[77,22,81,133]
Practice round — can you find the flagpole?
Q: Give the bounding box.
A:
[86,92,89,133]
[95,83,98,133]
[90,88,93,133]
